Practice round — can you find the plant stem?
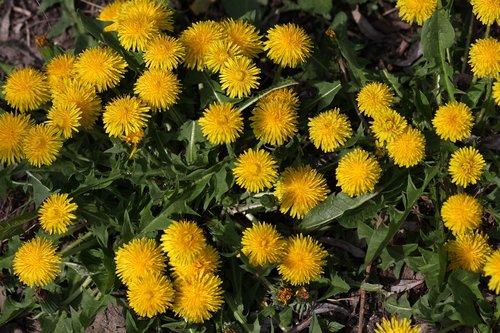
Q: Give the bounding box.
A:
[61,231,93,256]
[461,12,475,74]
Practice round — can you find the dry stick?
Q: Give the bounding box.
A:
[357,264,372,333]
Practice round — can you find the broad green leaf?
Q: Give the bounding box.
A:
[0,211,36,240]
[29,172,51,207]
[303,81,342,112]
[309,313,322,333]
[421,10,455,65]
[448,270,483,326]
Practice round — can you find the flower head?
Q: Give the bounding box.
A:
[446,232,491,273]
[2,67,50,112]
[441,193,483,235]
[241,222,285,266]
[233,149,278,193]
[277,234,327,285]
[143,35,185,70]
[374,317,421,333]
[308,108,352,152]
[264,23,312,68]
[387,127,426,168]
[471,0,500,26]
[220,56,260,98]
[45,54,76,92]
[275,165,329,219]
[198,102,243,145]
[170,244,220,279]
[357,82,393,118]
[160,220,206,264]
[336,149,382,197]
[13,238,61,287]
[134,68,181,110]
[0,113,33,165]
[433,101,474,142]
[468,37,500,78]
[173,273,224,323]
[39,193,78,234]
[127,274,174,317]
[97,0,125,31]
[46,102,81,139]
[484,249,500,294]
[180,21,223,70]
[448,147,486,187]
[23,124,62,167]
[204,40,242,73]
[370,108,408,143]
[115,238,166,286]
[103,95,151,137]
[74,47,127,92]
[396,0,437,25]
[221,19,263,58]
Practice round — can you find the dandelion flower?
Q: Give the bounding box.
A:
[134,68,181,110]
[170,244,220,279]
[220,56,260,98]
[143,35,185,70]
[275,165,329,219]
[308,108,352,152]
[471,0,500,26]
[468,37,500,78]
[241,222,285,266]
[221,19,263,58]
[277,234,327,285]
[39,193,78,234]
[45,54,76,92]
[441,193,483,235]
[97,0,125,32]
[204,40,242,73]
[448,147,486,187]
[259,87,300,109]
[121,129,144,146]
[357,82,393,118]
[233,149,278,193]
[336,149,382,197]
[0,113,33,165]
[396,0,437,25]
[387,127,426,168]
[173,273,224,323]
[46,103,81,139]
[264,23,312,68]
[160,220,207,264]
[103,95,150,137]
[13,238,61,287]
[484,249,500,294]
[250,101,298,146]
[74,47,127,92]
[433,101,474,142]
[374,317,421,333]
[2,68,50,112]
[198,102,243,145]
[127,274,174,318]
[180,21,223,70]
[115,238,166,286]
[23,124,62,167]
[370,108,408,143]
[446,232,491,273]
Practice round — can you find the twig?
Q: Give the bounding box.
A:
[357,264,372,333]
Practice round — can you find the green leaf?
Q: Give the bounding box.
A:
[309,313,322,333]
[303,81,342,111]
[421,10,455,65]
[448,270,483,326]
[28,172,51,207]
[0,211,37,240]
[179,120,204,166]
[222,0,260,19]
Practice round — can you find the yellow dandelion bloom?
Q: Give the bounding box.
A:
[275,165,329,219]
[103,95,151,137]
[484,249,500,294]
[74,47,127,92]
[441,193,482,235]
[259,87,300,109]
[233,149,278,193]
[241,222,285,266]
[221,18,263,58]
[396,0,437,25]
[121,129,144,146]
[357,82,393,118]
[180,21,223,70]
[448,147,486,187]
[13,238,61,287]
[219,56,260,99]
[370,108,408,143]
[2,67,50,112]
[471,0,500,26]
[264,23,312,68]
[170,244,220,279]
[250,101,298,146]
[127,274,174,318]
[115,238,166,286]
[433,101,474,142]
[336,149,382,197]
[198,102,243,145]
[23,124,62,167]
[173,273,224,323]
[46,103,81,139]
[468,37,500,78]
[277,234,327,285]
[308,108,352,152]
[387,127,426,168]
[97,0,125,32]
[134,68,181,110]
[204,40,242,73]
[374,317,421,333]
[446,232,491,273]
[121,0,173,31]
[143,35,185,70]
[0,113,33,165]
[39,193,78,234]
[45,54,76,92]
[51,79,102,129]
[493,81,500,106]
[160,220,207,264]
